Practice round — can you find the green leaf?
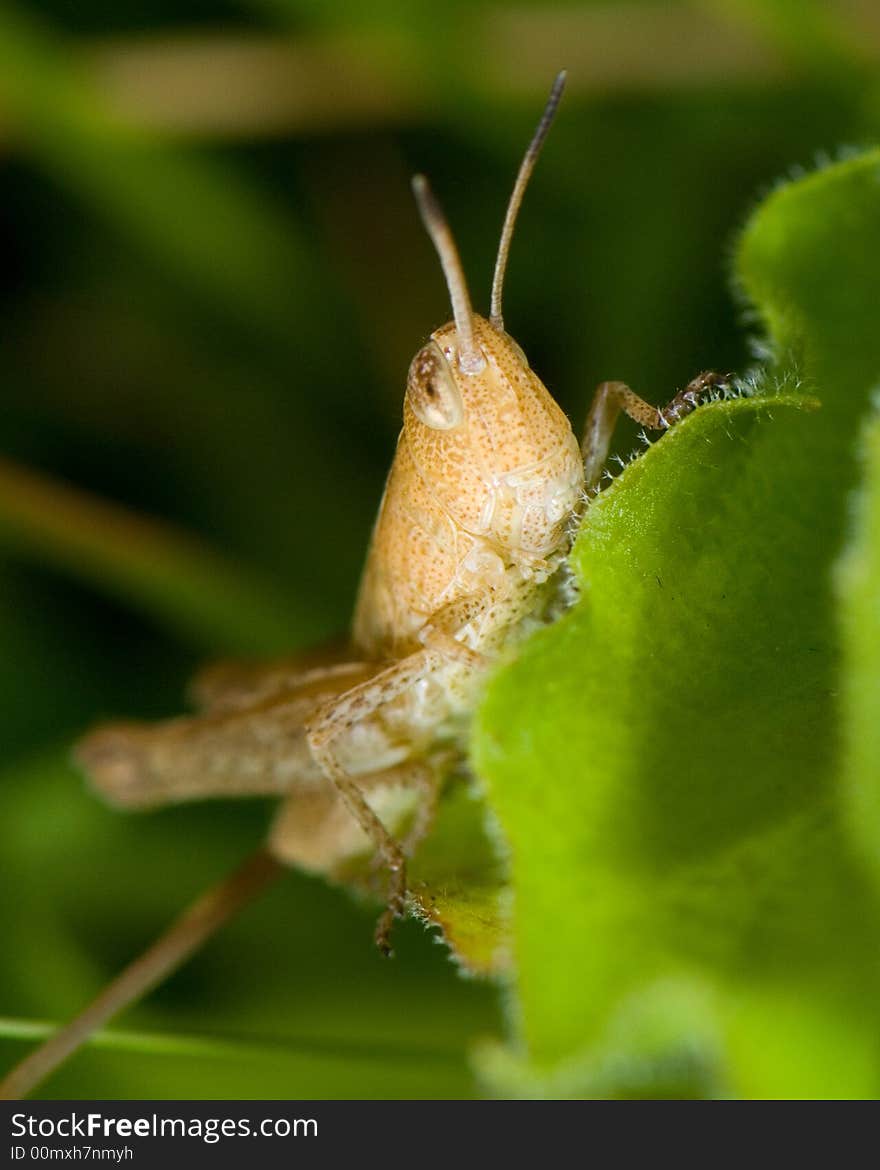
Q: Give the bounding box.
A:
[839,411,880,886]
[410,784,509,978]
[469,149,880,1097]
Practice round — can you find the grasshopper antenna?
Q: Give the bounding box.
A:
[411,174,484,374]
[0,847,283,1100]
[490,70,567,333]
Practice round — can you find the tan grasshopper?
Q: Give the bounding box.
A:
[1,72,727,1099]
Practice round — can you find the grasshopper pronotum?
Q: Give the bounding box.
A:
[1,72,728,1099]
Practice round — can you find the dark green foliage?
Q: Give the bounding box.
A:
[2,0,880,1099]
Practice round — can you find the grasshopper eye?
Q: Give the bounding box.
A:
[407,343,464,430]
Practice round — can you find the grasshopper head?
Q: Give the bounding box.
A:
[403,317,582,566]
[405,73,581,568]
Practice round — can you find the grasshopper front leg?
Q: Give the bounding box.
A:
[305,652,441,954]
[306,592,496,953]
[581,372,731,492]
[268,759,440,873]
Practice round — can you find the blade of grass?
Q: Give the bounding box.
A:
[0,456,299,652]
[0,1016,463,1065]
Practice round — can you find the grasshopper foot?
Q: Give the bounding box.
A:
[659,371,734,427]
[374,857,408,957]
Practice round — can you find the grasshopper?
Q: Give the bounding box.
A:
[1,72,728,1099]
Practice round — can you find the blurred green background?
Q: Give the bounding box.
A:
[1,0,879,1098]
